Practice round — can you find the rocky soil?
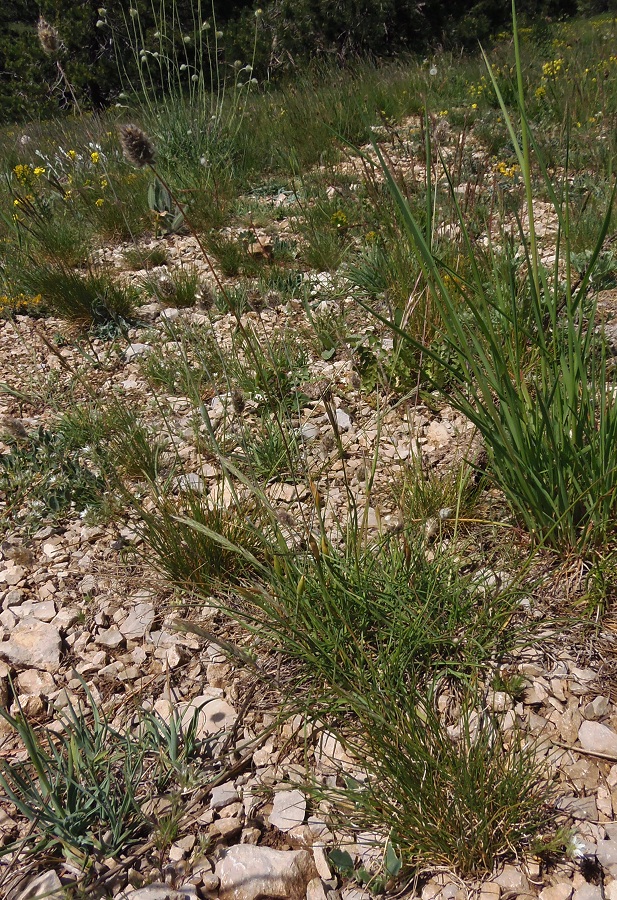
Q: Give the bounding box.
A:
[1,229,617,900]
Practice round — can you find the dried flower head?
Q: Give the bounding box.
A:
[195,283,214,310]
[37,17,62,55]
[231,389,245,414]
[118,124,156,168]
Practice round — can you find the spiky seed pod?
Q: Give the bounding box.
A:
[118,124,156,168]
[37,17,62,55]
[157,274,175,297]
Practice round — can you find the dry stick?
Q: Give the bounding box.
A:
[550,738,617,764]
[56,61,83,117]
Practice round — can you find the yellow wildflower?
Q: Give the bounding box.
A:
[95,198,104,207]
[13,164,31,184]
[67,149,77,160]
[91,151,100,164]
[542,59,563,79]
[33,166,45,176]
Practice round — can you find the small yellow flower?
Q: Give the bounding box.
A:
[95,198,104,207]
[542,58,563,79]
[67,149,77,160]
[471,103,478,110]
[90,151,100,164]
[13,199,20,207]
[100,178,108,189]
[330,210,348,230]
[33,166,45,176]
[13,164,31,184]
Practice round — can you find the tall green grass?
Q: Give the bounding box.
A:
[371,1,617,552]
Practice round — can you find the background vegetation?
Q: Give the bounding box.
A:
[1,0,616,122]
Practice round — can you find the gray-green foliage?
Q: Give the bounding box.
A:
[148,178,185,235]
[0,690,147,861]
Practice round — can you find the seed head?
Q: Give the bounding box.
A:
[231,389,245,414]
[37,17,62,55]
[118,124,156,168]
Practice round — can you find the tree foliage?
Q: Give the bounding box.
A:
[0,0,613,123]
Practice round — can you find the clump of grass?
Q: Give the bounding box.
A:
[166,504,552,874]
[233,410,301,482]
[143,266,203,308]
[19,263,136,325]
[327,686,554,876]
[396,446,481,527]
[122,244,169,271]
[230,327,310,411]
[129,488,266,598]
[372,1,617,552]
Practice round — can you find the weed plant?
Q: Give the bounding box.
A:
[0,420,107,532]
[0,690,148,862]
[233,410,301,482]
[0,683,236,866]
[372,2,617,552]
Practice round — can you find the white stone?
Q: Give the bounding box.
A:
[335,409,352,431]
[492,865,529,893]
[557,795,598,821]
[605,881,617,900]
[595,841,617,868]
[306,878,328,900]
[52,607,81,631]
[14,869,64,899]
[3,566,25,586]
[579,721,617,757]
[574,886,602,900]
[540,884,573,900]
[124,343,151,361]
[160,307,180,321]
[300,423,319,442]
[119,602,155,640]
[171,473,206,494]
[122,884,197,900]
[583,697,611,721]
[216,845,318,900]
[12,600,56,622]
[315,731,355,772]
[183,696,237,737]
[16,669,55,697]
[0,618,61,672]
[210,781,240,811]
[96,627,124,649]
[268,790,307,832]
[426,421,451,445]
